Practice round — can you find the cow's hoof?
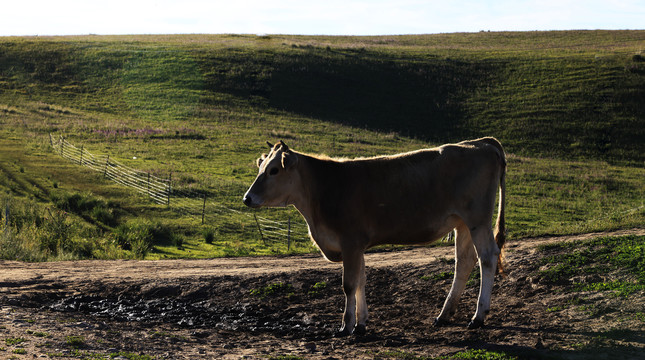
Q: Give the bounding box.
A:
[335,327,352,337]
[433,317,448,327]
[354,324,367,336]
[467,319,484,329]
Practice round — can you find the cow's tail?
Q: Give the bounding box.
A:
[494,141,507,276]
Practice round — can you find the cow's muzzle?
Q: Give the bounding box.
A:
[243,191,261,208]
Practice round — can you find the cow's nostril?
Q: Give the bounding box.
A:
[243,195,255,207]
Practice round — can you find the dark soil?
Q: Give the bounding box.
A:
[1,229,644,359]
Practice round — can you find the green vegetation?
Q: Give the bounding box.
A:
[308,281,328,296]
[538,235,645,297]
[109,352,154,360]
[0,31,643,260]
[250,282,294,299]
[373,349,518,360]
[4,337,26,346]
[269,356,305,360]
[65,335,86,348]
[25,330,50,338]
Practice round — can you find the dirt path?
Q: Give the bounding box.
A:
[4,229,642,283]
[1,229,644,359]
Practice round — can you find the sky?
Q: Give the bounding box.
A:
[1,0,644,37]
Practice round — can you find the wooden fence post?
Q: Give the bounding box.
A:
[253,214,265,245]
[167,172,172,206]
[4,204,9,229]
[79,145,84,165]
[287,216,291,251]
[201,194,207,225]
[59,136,64,156]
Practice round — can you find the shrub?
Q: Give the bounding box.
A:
[202,227,215,244]
[0,195,124,261]
[65,335,85,348]
[114,220,153,255]
[91,206,116,226]
[39,208,72,255]
[114,219,174,259]
[0,197,43,231]
[172,233,184,249]
[50,191,119,226]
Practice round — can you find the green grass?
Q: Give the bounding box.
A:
[65,335,85,348]
[373,349,518,360]
[0,31,643,261]
[4,338,26,346]
[109,352,154,360]
[250,282,294,299]
[537,235,645,297]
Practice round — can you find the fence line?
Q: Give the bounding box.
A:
[49,134,310,248]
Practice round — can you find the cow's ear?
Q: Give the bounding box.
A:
[256,153,267,168]
[266,141,273,149]
[281,151,298,169]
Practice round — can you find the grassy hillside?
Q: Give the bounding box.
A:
[0,31,643,261]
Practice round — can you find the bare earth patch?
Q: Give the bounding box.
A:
[1,229,644,359]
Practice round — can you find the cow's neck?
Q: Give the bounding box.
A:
[289,152,324,225]
[289,153,343,261]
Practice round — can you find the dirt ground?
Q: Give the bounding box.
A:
[1,229,644,359]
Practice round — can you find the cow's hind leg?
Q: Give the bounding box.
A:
[338,248,367,336]
[435,222,477,326]
[469,227,500,329]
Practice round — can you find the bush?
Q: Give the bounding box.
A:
[114,219,174,259]
[202,227,215,244]
[172,233,184,249]
[0,195,125,261]
[69,237,96,259]
[50,191,119,226]
[39,208,72,255]
[0,197,43,231]
[91,206,116,226]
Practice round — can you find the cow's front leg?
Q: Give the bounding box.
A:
[338,249,367,336]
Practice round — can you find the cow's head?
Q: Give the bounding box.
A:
[243,140,299,208]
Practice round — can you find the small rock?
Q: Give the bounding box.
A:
[191,330,210,339]
[303,341,316,352]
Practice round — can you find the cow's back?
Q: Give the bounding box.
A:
[307,138,504,247]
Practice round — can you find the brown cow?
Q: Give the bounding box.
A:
[243,138,506,336]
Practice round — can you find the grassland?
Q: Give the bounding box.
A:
[0,31,643,261]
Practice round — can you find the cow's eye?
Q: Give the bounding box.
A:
[268,167,279,176]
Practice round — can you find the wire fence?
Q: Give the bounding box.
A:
[49,133,310,249]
